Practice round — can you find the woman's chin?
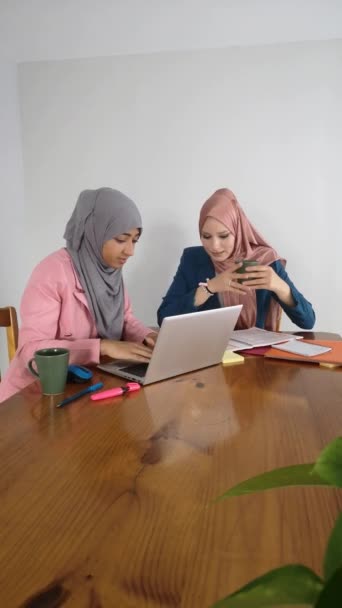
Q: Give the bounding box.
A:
[210,253,230,262]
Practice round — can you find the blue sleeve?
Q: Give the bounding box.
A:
[272,261,315,329]
[157,251,218,326]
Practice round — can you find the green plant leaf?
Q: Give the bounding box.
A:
[312,437,342,487]
[315,567,342,607]
[211,565,323,607]
[216,464,328,500]
[323,512,342,582]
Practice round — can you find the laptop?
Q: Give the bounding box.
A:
[97,305,242,385]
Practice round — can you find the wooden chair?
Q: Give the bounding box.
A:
[0,306,19,362]
[276,311,282,332]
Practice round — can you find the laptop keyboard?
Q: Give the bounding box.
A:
[119,363,149,377]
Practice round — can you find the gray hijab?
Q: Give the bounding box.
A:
[64,187,142,340]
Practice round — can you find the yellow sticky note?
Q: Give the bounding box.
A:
[222,350,245,366]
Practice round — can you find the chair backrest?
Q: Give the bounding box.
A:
[276,309,283,332]
[0,306,19,362]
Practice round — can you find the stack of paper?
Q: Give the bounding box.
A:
[227,327,303,352]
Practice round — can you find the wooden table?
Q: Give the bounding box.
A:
[1,332,342,607]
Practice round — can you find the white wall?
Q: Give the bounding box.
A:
[1,0,342,61]
[17,40,342,337]
[0,61,26,376]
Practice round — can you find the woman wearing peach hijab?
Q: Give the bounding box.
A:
[157,188,315,330]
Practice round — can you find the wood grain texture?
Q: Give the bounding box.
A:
[0,305,19,363]
[0,332,341,607]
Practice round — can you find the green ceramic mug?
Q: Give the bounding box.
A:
[28,348,70,395]
[236,259,259,284]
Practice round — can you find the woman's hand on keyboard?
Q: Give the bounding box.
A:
[100,340,153,362]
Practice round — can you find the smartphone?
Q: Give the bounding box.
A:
[236,259,258,283]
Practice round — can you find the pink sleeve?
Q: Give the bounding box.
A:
[18,265,100,364]
[122,289,151,343]
[0,272,101,402]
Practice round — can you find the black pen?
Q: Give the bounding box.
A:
[56,382,104,408]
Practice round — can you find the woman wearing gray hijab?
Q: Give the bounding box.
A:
[0,188,156,402]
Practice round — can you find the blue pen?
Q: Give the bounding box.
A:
[56,382,104,408]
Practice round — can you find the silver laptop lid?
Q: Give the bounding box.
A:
[143,305,242,384]
[98,305,242,385]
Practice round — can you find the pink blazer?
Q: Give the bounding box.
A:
[0,249,150,402]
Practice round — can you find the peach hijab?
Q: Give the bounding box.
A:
[199,188,286,330]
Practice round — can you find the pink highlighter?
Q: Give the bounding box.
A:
[90,382,141,401]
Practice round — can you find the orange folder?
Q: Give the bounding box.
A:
[265,340,342,367]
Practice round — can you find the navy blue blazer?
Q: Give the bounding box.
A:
[157,246,315,329]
